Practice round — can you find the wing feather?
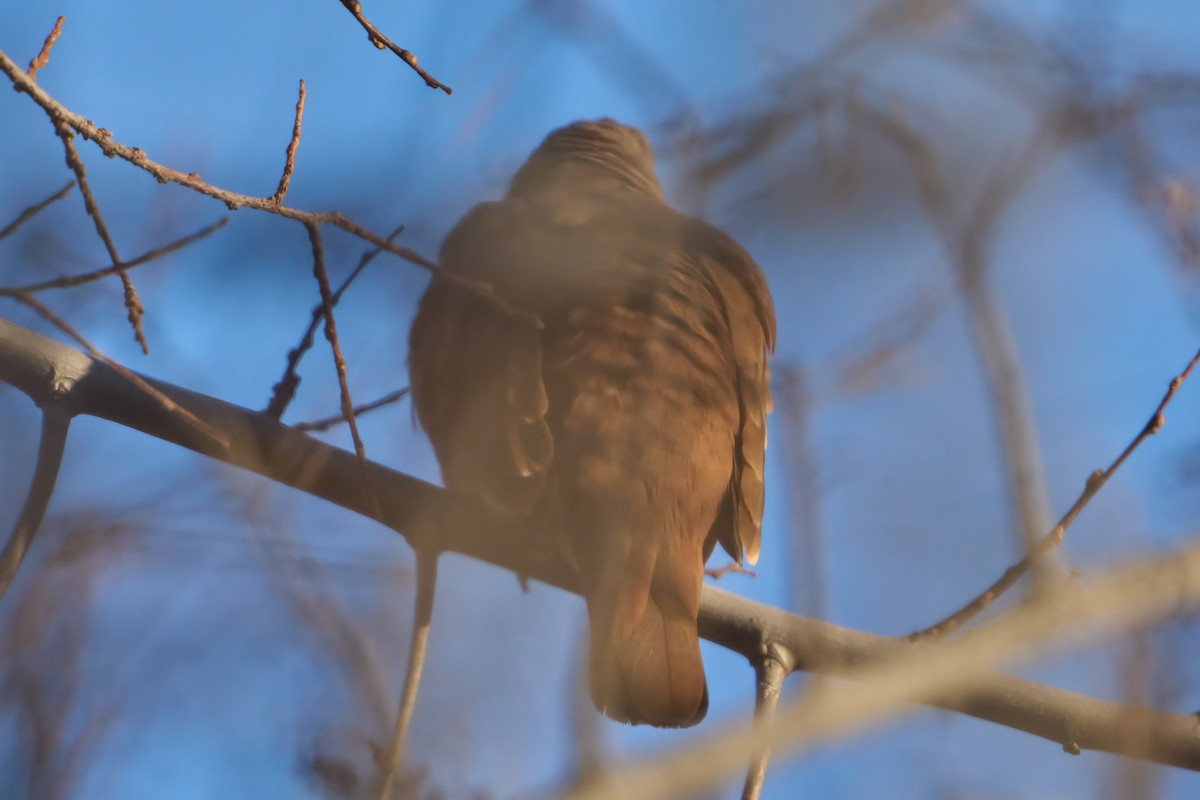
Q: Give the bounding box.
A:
[686,222,775,565]
[408,203,553,513]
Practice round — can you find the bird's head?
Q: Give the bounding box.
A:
[507,118,664,201]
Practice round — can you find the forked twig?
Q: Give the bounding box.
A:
[910,346,1200,640]
[0,47,536,330]
[266,224,404,419]
[304,223,384,525]
[0,46,435,270]
[52,119,147,353]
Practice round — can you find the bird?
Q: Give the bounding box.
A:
[408,118,774,728]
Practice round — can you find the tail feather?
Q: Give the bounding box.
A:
[586,540,708,727]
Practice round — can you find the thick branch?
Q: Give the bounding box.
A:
[2,315,1199,772]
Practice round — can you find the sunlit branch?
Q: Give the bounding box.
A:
[3,315,1199,776]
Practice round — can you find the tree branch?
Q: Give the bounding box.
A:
[0,404,71,598]
[2,315,1199,774]
[740,644,793,800]
[335,0,453,94]
[374,550,438,800]
[564,536,1200,800]
[0,45,439,275]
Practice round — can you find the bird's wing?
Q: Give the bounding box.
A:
[686,221,776,565]
[407,201,553,514]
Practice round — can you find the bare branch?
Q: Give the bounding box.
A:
[374,552,438,800]
[741,645,794,800]
[2,218,228,294]
[52,120,147,354]
[25,15,64,80]
[0,46,437,273]
[303,222,382,525]
[8,294,228,448]
[563,539,1200,800]
[292,388,411,433]
[0,48,538,332]
[271,80,306,205]
[266,224,404,419]
[2,316,1198,773]
[0,405,70,598]
[336,0,453,94]
[0,181,73,241]
[911,345,1200,640]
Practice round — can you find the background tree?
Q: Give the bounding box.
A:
[3,2,1200,798]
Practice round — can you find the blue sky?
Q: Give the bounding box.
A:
[3,2,1200,798]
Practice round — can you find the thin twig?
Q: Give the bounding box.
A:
[51,119,147,354]
[0,47,535,328]
[271,80,306,205]
[741,645,793,800]
[910,345,1200,640]
[337,0,453,94]
[292,388,411,433]
[0,181,74,241]
[0,46,434,269]
[25,16,64,80]
[304,222,383,522]
[374,551,439,800]
[3,218,228,294]
[10,292,228,448]
[0,405,70,598]
[266,224,405,419]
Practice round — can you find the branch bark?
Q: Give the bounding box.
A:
[2,315,1199,774]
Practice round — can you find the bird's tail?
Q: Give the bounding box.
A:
[585,535,708,728]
